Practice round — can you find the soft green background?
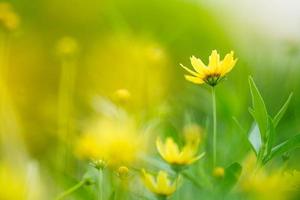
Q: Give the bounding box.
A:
[1,0,300,199]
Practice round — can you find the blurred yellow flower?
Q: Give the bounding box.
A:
[55,36,79,57]
[0,2,19,31]
[156,136,204,168]
[238,154,300,200]
[113,89,131,105]
[141,169,177,197]
[183,123,203,146]
[76,117,146,167]
[0,164,26,200]
[116,166,130,180]
[213,166,225,178]
[181,50,237,86]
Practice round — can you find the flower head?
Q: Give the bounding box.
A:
[0,164,26,200]
[156,136,204,168]
[116,166,130,180]
[141,169,177,197]
[213,166,225,178]
[0,3,20,31]
[181,50,237,86]
[75,117,146,167]
[113,89,131,104]
[56,36,79,57]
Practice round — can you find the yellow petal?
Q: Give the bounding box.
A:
[220,51,237,76]
[141,169,156,193]
[188,152,206,164]
[164,138,180,162]
[190,56,207,75]
[157,171,170,191]
[208,50,220,70]
[184,75,204,84]
[178,145,196,164]
[180,64,199,77]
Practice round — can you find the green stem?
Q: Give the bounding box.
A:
[181,171,202,189]
[97,169,103,200]
[212,86,217,167]
[55,180,86,200]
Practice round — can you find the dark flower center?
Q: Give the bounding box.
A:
[204,74,221,86]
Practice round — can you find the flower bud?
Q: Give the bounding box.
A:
[213,166,225,178]
[116,166,130,180]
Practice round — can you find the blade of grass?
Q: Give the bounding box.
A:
[273,93,293,127]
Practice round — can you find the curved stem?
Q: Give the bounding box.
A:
[212,86,217,167]
[55,180,86,200]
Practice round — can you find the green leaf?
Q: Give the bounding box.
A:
[219,163,242,194]
[265,116,275,157]
[248,76,269,142]
[232,117,257,155]
[273,93,293,127]
[263,134,300,164]
[248,122,262,156]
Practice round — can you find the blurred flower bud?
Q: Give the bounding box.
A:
[116,166,130,180]
[113,89,131,105]
[90,159,107,170]
[56,36,79,58]
[213,166,225,178]
[0,3,20,31]
[183,123,203,146]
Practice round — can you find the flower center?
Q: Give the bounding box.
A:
[204,74,221,86]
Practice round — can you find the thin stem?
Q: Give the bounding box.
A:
[97,169,103,200]
[55,180,86,200]
[181,171,202,189]
[212,86,217,167]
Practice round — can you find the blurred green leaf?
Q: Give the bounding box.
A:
[266,116,275,157]
[273,93,293,128]
[232,117,257,155]
[219,163,242,194]
[248,76,268,142]
[264,134,300,164]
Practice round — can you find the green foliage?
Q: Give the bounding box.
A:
[219,163,242,194]
[246,76,300,165]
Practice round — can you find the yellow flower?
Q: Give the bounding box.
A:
[113,89,131,104]
[183,123,203,146]
[76,117,146,167]
[181,50,237,86]
[141,169,177,197]
[156,137,204,167]
[0,3,20,31]
[238,154,300,200]
[0,164,26,200]
[56,36,79,57]
[116,166,130,180]
[213,166,225,178]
